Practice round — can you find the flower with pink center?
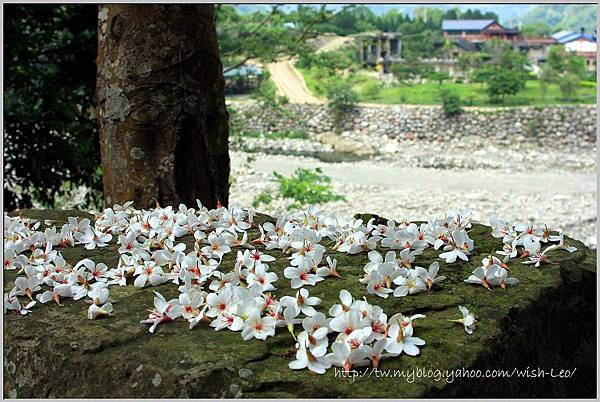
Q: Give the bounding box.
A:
[140,291,183,333]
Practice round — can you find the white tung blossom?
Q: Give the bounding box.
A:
[3,204,578,376]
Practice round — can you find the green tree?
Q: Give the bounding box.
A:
[543,45,587,99]
[484,50,529,103]
[4,5,100,210]
[521,21,552,37]
[430,71,450,85]
[558,72,580,100]
[373,9,406,32]
[391,63,434,85]
[325,5,376,35]
[217,5,335,72]
[538,67,557,99]
[439,89,463,116]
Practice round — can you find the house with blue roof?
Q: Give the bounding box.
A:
[552,29,597,44]
[552,29,597,72]
[223,65,264,95]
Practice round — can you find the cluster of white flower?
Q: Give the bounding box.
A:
[464,255,519,290]
[361,250,446,298]
[3,201,581,376]
[331,209,475,265]
[491,216,577,267]
[3,213,118,317]
[289,290,426,374]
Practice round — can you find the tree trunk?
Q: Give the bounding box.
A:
[97,5,229,209]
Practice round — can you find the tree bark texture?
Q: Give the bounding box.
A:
[97,4,229,209]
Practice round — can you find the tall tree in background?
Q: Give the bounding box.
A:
[97,5,229,209]
[4,5,100,210]
[217,5,334,72]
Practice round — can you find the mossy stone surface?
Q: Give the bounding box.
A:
[4,209,597,398]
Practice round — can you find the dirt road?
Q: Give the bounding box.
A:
[267,35,354,104]
[267,59,323,104]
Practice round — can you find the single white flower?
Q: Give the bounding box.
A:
[179,291,205,321]
[298,326,330,356]
[107,267,128,286]
[329,309,370,340]
[280,288,321,317]
[328,289,355,317]
[450,305,476,334]
[326,341,369,374]
[75,227,112,250]
[36,283,74,305]
[548,232,577,253]
[87,303,113,319]
[486,266,519,289]
[393,270,427,297]
[367,271,393,298]
[289,337,331,375]
[415,261,446,291]
[244,249,276,269]
[439,229,473,263]
[133,261,168,288]
[284,265,323,289]
[13,275,41,300]
[241,313,276,340]
[522,237,550,267]
[4,293,36,315]
[464,267,492,290]
[385,323,425,356]
[515,224,543,243]
[315,256,341,278]
[396,248,423,268]
[362,338,393,368]
[246,264,278,292]
[140,291,183,333]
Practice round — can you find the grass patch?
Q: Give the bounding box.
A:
[357,79,597,106]
[298,66,597,107]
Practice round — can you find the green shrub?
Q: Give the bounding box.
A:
[238,129,308,140]
[252,72,288,107]
[269,129,308,140]
[326,81,358,130]
[558,72,580,100]
[273,167,345,210]
[360,81,381,98]
[327,81,358,111]
[440,89,463,116]
[252,190,273,208]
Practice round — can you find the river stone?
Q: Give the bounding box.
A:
[3,209,596,398]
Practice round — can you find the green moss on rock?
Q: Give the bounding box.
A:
[3,209,597,398]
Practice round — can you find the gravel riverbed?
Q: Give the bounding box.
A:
[229,137,597,247]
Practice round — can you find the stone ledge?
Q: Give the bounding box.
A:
[3,209,597,398]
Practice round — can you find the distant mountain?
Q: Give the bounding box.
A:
[232,4,597,31]
[231,4,535,23]
[364,4,534,23]
[509,4,597,32]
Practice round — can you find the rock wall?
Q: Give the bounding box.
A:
[229,101,597,147]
